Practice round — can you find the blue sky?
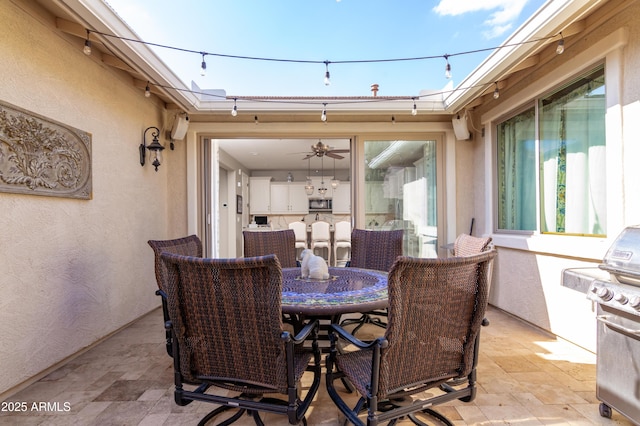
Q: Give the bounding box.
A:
[105,0,546,97]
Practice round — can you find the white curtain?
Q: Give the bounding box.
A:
[539,72,606,235]
[497,108,536,231]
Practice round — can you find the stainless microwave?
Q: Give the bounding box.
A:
[309,198,332,211]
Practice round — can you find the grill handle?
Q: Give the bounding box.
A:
[597,315,640,336]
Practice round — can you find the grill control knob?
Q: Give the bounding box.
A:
[595,287,614,301]
[630,296,640,310]
[614,293,628,305]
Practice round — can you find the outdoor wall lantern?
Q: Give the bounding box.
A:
[139,126,165,172]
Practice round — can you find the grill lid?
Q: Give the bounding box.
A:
[600,225,640,285]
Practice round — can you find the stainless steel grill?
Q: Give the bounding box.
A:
[587,225,640,423]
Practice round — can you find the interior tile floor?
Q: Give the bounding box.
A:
[1,306,635,426]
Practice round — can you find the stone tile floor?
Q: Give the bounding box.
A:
[0,306,635,425]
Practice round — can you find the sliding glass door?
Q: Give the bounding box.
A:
[363,139,439,257]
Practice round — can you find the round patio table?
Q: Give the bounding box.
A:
[281,267,388,316]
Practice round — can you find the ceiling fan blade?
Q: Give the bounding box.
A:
[326,152,344,159]
[302,154,314,160]
[329,149,350,153]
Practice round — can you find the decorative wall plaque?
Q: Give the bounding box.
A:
[0,100,92,199]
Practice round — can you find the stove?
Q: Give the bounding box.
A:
[587,225,640,423]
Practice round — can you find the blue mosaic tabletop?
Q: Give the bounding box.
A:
[281,267,388,316]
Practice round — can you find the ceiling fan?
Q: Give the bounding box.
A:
[301,140,349,160]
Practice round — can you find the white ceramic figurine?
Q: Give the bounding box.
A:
[300,248,330,280]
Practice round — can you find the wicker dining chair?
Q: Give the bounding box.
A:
[243,229,299,268]
[147,235,203,357]
[347,228,404,271]
[160,253,322,426]
[340,229,403,333]
[452,233,493,257]
[441,233,495,390]
[326,250,497,426]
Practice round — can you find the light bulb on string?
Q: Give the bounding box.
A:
[254,115,259,125]
[321,103,327,122]
[444,55,452,79]
[324,61,331,86]
[83,30,92,55]
[556,33,565,55]
[231,98,238,117]
[144,82,151,98]
[411,98,418,116]
[493,82,500,99]
[200,53,207,76]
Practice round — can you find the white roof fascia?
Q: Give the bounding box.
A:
[53,0,199,111]
[444,0,605,113]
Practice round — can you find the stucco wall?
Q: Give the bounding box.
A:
[470,0,640,352]
[0,2,187,396]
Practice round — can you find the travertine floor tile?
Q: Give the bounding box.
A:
[1,306,636,426]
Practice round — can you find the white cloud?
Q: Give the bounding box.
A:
[433,0,528,39]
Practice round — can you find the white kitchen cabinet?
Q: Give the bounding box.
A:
[331,182,351,214]
[270,183,309,214]
[249,177,272,214]
[289,183,309,213]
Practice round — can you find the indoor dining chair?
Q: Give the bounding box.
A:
[288,221,308,261]
[160,253,322,425]
[333,220,352,267]
[326,250,497,426]
[147,234,202,357]
[310,221,331,266]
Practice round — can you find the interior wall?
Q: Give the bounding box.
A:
[0,1,185,397]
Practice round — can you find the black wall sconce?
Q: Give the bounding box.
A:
[140,126,165,172]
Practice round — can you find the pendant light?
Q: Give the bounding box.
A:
[318,156,327,198]
[305,158,314,195]
[331,158,339,189]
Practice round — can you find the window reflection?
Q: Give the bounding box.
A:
[364,140,438,257]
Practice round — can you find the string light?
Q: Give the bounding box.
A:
[144,82,151,98]
[556,33,565,55]
[254,115,259,124]
[200,53,207,76]
[391,115,395,124]
[84,28,562,80]
[145,79,514,116]
[83,30,92,55]
[83,27,570,113]
[444,55,452,79]
[231,98,238,116]
[324,61,331,86]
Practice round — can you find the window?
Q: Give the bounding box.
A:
[497,65,606,236]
